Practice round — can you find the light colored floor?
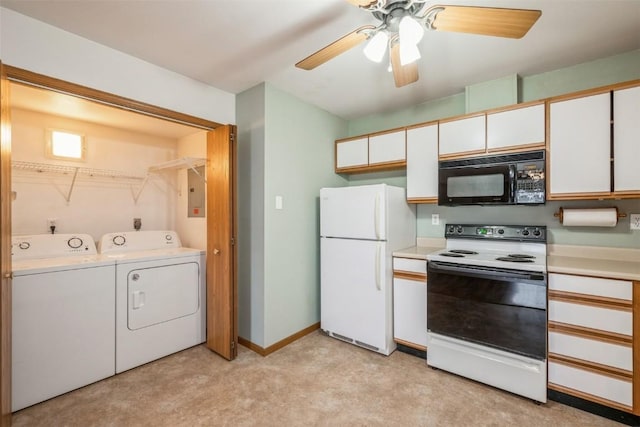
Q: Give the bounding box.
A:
[13,330,619,426]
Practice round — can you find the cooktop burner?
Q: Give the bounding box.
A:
[449,249,478,255]
[441,252,465,258]
[507,254,536,259]
[495,257,535,263]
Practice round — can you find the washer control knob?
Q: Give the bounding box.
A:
[165,234,173,241]
[18,242,30,250]
[68,237,83,249]
[113,235,126,246]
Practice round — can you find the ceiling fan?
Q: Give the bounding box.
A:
[295,0,541,88]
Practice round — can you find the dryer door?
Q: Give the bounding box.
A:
[127,262,199,330]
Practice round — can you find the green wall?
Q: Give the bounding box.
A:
[345,49,640,249]
[237,83,347,348]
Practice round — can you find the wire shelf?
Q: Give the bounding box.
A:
[12,160,146,180]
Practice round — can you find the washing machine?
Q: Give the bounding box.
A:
[11,234,115,412]
[98,230,206,373]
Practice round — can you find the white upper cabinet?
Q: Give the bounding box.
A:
[406,122,439,202]
[613,86,640,193]
[549,92,611,196]
[439,114,485,157]
[369,129,406,165]
[486,103,545,151]
[335,137,368,170]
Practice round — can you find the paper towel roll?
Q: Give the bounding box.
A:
[559,208,619,227]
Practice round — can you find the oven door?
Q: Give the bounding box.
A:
[427,261,547,360]
[438,164,515,205]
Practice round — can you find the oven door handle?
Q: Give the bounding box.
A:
[428,261,546,281]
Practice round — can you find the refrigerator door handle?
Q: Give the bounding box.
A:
[374,193,381,240]
[375,243,382,291]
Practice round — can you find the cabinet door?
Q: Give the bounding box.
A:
[406,123,438,202]
[439,114,485,157]
[393,278,427,348]
[336,137,368,170]
[487,103,545,151]
[549,93,611,195]
[613,86,640,193]
[369,130,405,165]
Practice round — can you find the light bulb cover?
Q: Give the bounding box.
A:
[399,41,421,65]
[399,16,424,45]
[363,31,389,63]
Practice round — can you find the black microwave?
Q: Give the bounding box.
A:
[438,150,545,206]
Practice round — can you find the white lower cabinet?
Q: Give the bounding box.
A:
[393,257,427,350]
[548,273,637,414]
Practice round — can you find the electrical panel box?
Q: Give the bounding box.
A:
[188,166,205,217]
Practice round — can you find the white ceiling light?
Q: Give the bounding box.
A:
[399,15,424,45]
[363,31,389,63]
[399,40,421,66]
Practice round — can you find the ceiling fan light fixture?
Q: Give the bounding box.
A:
[399,40,421,66]
[363,31,389,63]
[399,15,424,45]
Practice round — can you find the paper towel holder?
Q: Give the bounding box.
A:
[554,207,627,223]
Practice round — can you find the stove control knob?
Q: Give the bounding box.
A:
[18,242,30,250]
[456,226,463,234]
[68,237,83,249]
[447,225,455,233]
[533,229,541,237]
[165,234,173,241]
[113,235,126,246]
[522,229,530,236]
[497,229,504,235]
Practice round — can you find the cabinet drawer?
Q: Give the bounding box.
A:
[548,300,632,335]
[549,361,632,408]
[548,331,632,371]
[393,258,426,275]
[549,273,632,300]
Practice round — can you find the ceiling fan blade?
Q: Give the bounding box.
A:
[390,44,419,88]
[296,25,375,70]
[426,5,541,39]
[344,0,377,7]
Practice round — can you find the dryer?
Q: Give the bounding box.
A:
[11,234,115,412]
[98,230,205,373]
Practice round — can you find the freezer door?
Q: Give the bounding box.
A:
[321,237,390,353]
[320,185,386,240]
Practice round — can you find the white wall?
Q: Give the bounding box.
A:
[11,108,178,241]
[0,7,235,125]
[175,131,208,250]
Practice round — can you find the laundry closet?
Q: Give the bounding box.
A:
[10,82,208,246]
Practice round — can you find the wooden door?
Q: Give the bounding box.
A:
[206,125,237,360]
[0,62,12,426]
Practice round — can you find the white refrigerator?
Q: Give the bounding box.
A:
[320,184,416,355]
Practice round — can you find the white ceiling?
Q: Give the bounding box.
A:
[2,0,640,122]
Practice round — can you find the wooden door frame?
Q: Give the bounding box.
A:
[0,65,237,419]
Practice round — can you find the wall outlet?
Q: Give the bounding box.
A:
[630,213,640,230]
[432,214,440,225]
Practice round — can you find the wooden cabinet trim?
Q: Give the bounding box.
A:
[547,79,640,104]
[335,161,405,174]
[394,337,426,351]
[549,352,632,382]
[633,281,640,414]
[484,99,546,115]
[407,197,438,204]
[367,127,406,138]
[393,271,427,282]
[548,383,634,414]
[549,321,632,346]
[438,111,485,124]
[486,142,545,154]
[438,149,487,160]
[547,192,614,201]
[335,135,369,143]
[549,289,632,311]
[406,120,438,130]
